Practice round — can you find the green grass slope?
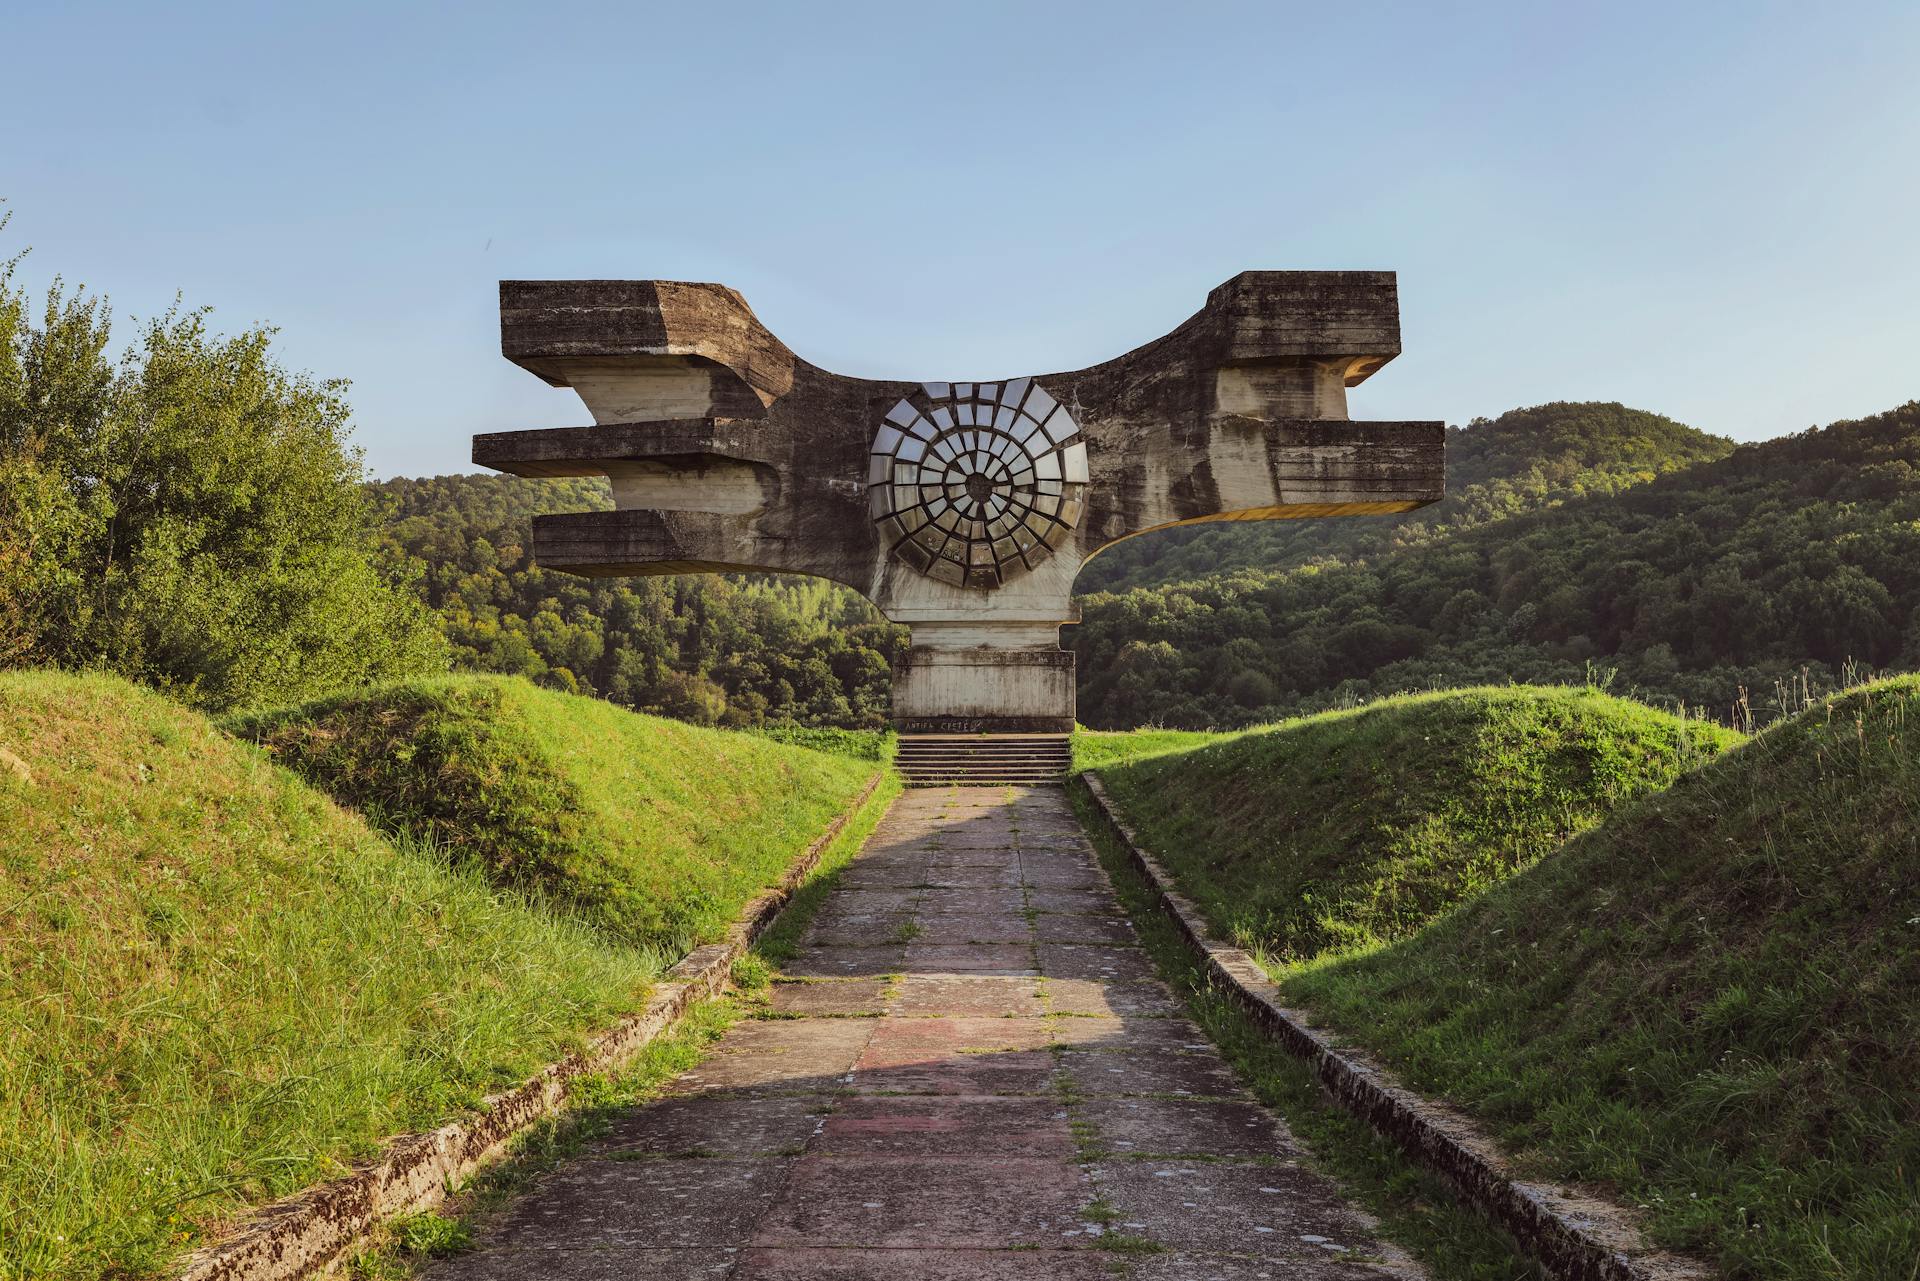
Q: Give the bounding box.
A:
[0,672,660,1279]
[1284,678,1920,1278]
[1072,725,1224,774]
[1087,686,1740,960]
[229,675,878,953]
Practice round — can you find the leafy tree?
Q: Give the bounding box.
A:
[0,240,446,708]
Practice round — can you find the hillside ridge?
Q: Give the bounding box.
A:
[1079,685,1739,960]
[1076,401,1734,593]
[1074,400,1920,728]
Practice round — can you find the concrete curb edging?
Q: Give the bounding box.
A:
[177,770,888,1281]
[1079,773,1713,1281]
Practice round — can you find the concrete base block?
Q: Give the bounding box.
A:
[892,646,1075,733]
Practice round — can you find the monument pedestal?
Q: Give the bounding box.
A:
[892,628,1075,734]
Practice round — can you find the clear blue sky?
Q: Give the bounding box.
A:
[6,1,1917,478]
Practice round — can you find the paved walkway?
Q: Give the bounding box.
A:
[430,787,1420,1280]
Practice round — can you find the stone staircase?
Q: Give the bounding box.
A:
[894,734,1073,787]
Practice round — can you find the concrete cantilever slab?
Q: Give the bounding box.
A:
[475,271,1444,731]
[500,279,798,408]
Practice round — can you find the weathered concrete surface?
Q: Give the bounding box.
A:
[428,788,1421,1281]
[1080,774,1717,1281]
[475,273,1443,731]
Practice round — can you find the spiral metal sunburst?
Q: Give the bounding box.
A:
[866,378,1089,589]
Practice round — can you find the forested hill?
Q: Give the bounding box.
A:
[1077,402,1735,593]
[1072,401,1920,729]
[373,474,902,727]
[373,400,1920,734]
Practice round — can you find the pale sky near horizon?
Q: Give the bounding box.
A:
[5,1,1918,479]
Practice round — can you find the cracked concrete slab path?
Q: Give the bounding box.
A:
[427,787,1423,1280]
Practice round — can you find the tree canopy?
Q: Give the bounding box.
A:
[370,400,1920,734]
[0,247,444,708]
[1072,402,1920,728]
[372,473,904,728]
[1077,402,1736,593]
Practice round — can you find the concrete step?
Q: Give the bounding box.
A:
[896,740,1073,747]
[896,733,1072,787]
[901,768,1070,775]
[902,777,1066,788]
[896,746,1073,757]
[901,763,1070,773]
[896,752,1073,762]
[896,743,1073,752]
[896,747,1072,755]
[899,751,1066,759]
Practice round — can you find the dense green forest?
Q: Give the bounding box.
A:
[1076,402,1736,593]
[372,403,1737,729]
[1073,402,1920,728]
[373,475,903,727]
[373,400,1920,733]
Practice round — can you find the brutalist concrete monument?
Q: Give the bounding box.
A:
[474,272,1442,734]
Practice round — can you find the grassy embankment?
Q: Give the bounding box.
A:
[229,675,881,953]
[1084,682,1920,1278]
[1072,726,1222,774]
[0,672,882,1280]
[1079,686,1737,958]
[354,766,905,1277]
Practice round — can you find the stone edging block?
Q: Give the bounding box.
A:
[1078,772,1713,1281]
[176,770,887,1281]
